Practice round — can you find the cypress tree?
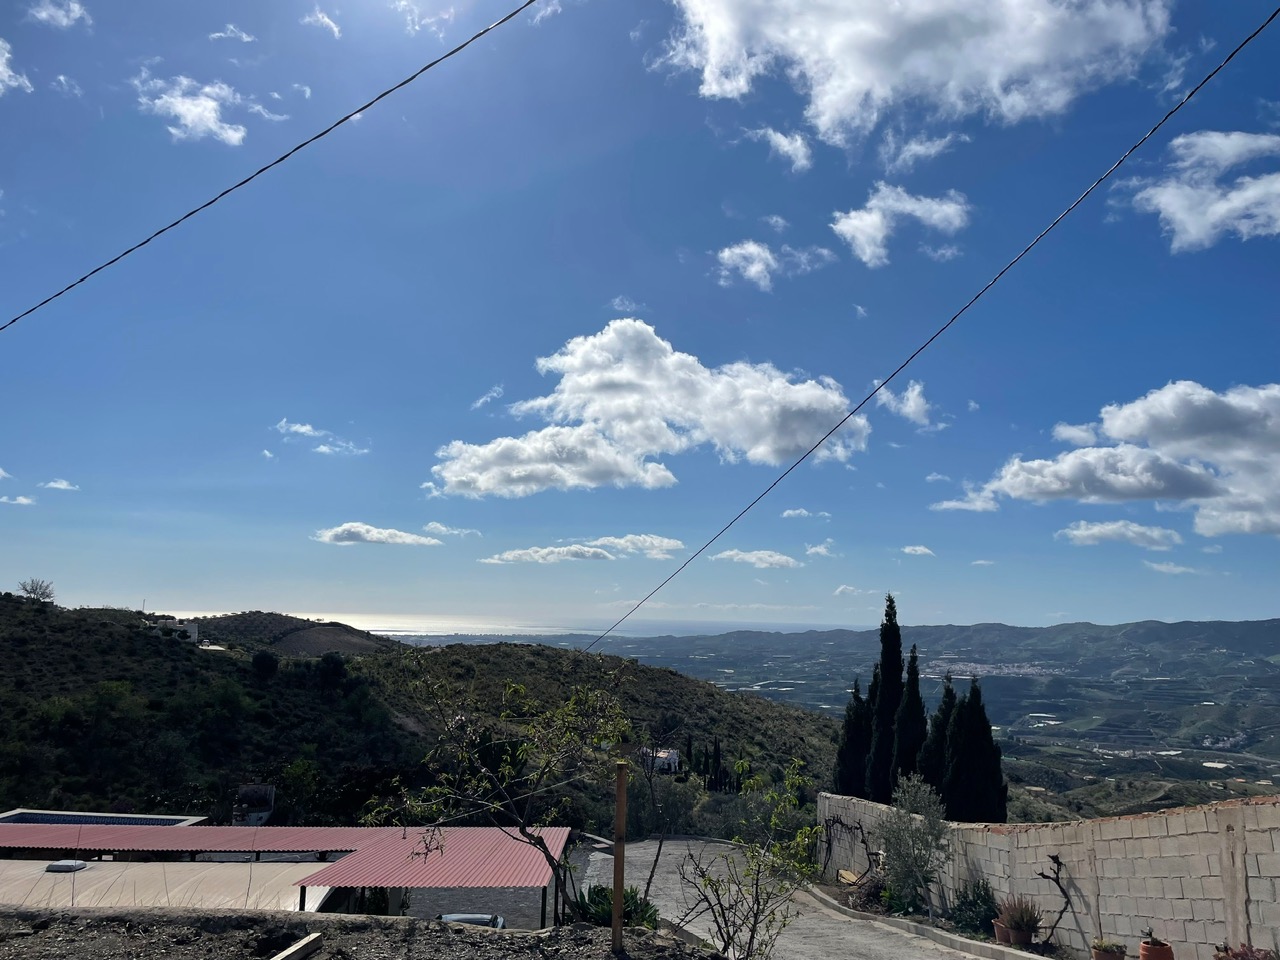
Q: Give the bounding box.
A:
[892,644,927,782]
[941,680,1008,823]
[917,673,956,795]
[865,594,904,803]
[834,677,872,797]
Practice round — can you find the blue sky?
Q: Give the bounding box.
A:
[2,0,1278,631]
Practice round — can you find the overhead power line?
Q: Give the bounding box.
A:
[0,0,544,337]
[579,3,1280,656]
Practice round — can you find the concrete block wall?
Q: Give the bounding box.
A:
[818,793,1280,960]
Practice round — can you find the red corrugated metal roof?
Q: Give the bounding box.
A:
[295,826,571,890]
[0,823,571,890]
[0,824,399,853]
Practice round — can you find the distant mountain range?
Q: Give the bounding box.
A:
[407,618,1280,760]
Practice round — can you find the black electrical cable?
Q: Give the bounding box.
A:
[578,4,1280,656]
[0,0,544,336]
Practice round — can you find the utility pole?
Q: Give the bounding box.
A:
[612,759,628,953]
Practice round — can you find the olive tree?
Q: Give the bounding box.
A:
[677,759,822,960]
[876,773,951,919]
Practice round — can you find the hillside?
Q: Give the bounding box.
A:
[368,642,838,787]
[0,595,421,823]
[0,597,836,833]
[194,610,401,656]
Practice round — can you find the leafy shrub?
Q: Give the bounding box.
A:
[1092,938,1127,955]
[875,774,951,918]
[880,883,913,914]
[573,884,659,929]
[950,878,998,934]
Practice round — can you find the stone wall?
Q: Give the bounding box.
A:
[818,792,1280,960]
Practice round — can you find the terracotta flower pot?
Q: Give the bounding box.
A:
[1008,928,1036,946]
[1141,943,1174,960]
[993,920,1012,944]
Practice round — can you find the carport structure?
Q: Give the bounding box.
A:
[296,826,571,927]
[0,823,571,925]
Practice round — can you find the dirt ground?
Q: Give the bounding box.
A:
[0,906,719,960]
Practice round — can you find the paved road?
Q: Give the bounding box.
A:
[583,839,983,960]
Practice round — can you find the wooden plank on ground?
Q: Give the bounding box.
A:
[837,869,860,886]
[267,932,323,960]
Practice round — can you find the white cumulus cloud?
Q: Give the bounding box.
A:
[131,68,247,145]
[834,584,872,596]
[1052,421,1099,445]
[832,183,970,268]
[875,379,932,427]
[0,467,10,479]
[394,1,455,37]
[711,549,802,569]
[934,380,1280,536]
[532,0,562,25]
[717,240,836,290]
[471,385,504,410]
[610,295,641,313]
[806,538,836,557]
[247,102,288,122]
[50,74,82,96]
[1143,559,1197,575]
[902,545,935,556]
[970,559,995,566]
[1129,130,1280,251]
[480,544,615,564]
[430,319,869,497]
[302,6,341,38]
[920,244,962,262]
[880,131,969,174]
[1055,519,1182,551]
[273,417,368,456]
[276,417,326,438]
[925,472,950,483]
[38,479,79,491]
[781,507,830,519]
[27,0,91,29]
[209,23,255,42]
[0,39,33,96]
[314,440,369,456]
[423,521,481,537]
[762,214,789,232]
[313,522,442,546]
[661,0,1169,145]
[586,534,685,559]
[717,240,778,291]
[1,496,36,506]
[747,127,812,172]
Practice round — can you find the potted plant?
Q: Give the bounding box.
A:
[1140,928,1174,960]
[992,917,1012,944]
[999,894,1042,947]
[1093,938,1128,960]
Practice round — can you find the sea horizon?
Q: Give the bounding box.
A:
[161,610,862,638]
